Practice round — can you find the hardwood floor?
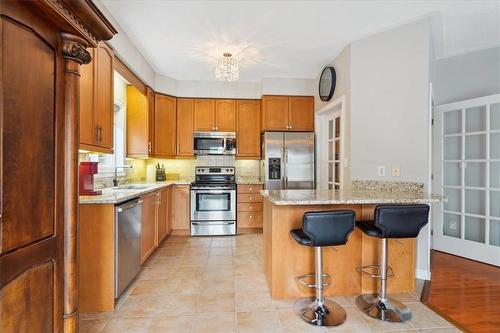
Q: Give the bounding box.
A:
[423,251,500,333]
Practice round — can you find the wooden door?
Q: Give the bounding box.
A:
[177,98,194,157]
[154,94,177,157]
[289,96,314,131]
[0,10,64,333]
[215,99,236,131]
[194,99,215,131]
[171,185,190,231]
[157,188,170,243]
[261,96,289,130]
[141,193,157,263]
[95,42,114,151]
[79,48,97,146]
[127,86,150,156]
[236,100,261,158]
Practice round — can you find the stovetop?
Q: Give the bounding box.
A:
[191,166,236,188]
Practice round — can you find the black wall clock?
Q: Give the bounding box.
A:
[319,66,336,102]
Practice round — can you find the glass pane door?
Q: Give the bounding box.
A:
[327,113,342,190]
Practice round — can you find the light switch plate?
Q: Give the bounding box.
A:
[378,166,385,177]
[392,165,401,177]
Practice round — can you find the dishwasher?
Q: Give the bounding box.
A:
[115,198,142,299]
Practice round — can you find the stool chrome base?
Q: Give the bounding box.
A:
[355,294,412,322]
[294,297,346,327]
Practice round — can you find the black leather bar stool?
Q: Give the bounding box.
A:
[290,210,356,327]
[355,204,430,322]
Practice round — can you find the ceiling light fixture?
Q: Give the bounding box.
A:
[215,52,239,81]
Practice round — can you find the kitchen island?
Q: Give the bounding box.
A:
[260,189,443,300]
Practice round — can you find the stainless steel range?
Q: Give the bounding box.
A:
[190,166,236,236]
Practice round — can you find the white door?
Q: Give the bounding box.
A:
[316,96,344,190]
[433,94,500,266]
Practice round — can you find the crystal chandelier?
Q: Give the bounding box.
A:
[215,52,239,81]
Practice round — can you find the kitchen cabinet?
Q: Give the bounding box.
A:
[157,187,171,244]
[194,98,215,131]
[154,94,177,157]
[141,192,157,263]
[171,185,190,233]
[261,95,314,131]
[236,100,261,159]
[215,99,236,131]
[177,98,194,157]
[79,42,114,153]
[237,184,264,229]
[127,85,152,157]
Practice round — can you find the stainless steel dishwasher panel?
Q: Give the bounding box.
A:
[115,199,142,299]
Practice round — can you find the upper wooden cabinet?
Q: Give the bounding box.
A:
[215,99,236,131]
[154,94,177,158]
[177,98,194,157]
[236,100,261,159]
[79,42,114,153]
[194,99,215,131]
[127,85,151,157]
[194,98,236,132]
[261,95,314,131]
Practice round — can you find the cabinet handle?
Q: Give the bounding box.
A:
[148,141,152,153]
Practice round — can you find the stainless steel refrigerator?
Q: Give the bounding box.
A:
[261,132,315,190]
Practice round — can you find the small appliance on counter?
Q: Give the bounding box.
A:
[155,163,166,181]
[79,161,102,195]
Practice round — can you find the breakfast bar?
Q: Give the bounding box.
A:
[260,189,443,300]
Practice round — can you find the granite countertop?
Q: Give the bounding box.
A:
[260,189,445,206]
[79,180,192,205]
[236,177,264,185]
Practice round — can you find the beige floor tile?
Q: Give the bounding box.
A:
[147,315,194,333]
[207,254,233,265]
[407,303,453,329]
[273,298,296,310]
[277,309,328,332]
[209,247,233,256]
[185,246,211,256]
[355,306,414,331]
[160,294,200,315]
[180,255,208,267]
[137,266,177,280]
[233,254,259,265]
[233,262,263,276]
[79,319,109,333]
[130,278,178,296]
[164,235,191,243]
[143,256,182,268]
[171,276,202,294]
[115,295,166,317]
[326,307,371,333]
[79,312,115,320]
[200,276,235,294]
[198,292,236,313]
[204,264,234,278]
[233,246,255,256]
[390,292,421,303]
[234,274,269,293]
[419,328,464,333]
[192,312,237,333]
[237,311,283,333]
[235,290,276,312]
[326,296,353,307]
[211,238,235,248]
[102,317,153,333]
[155,246,187,257]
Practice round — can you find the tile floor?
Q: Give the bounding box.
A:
[80,234,461,333]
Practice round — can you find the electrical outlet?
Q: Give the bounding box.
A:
[378,166,385,177]
[449,220,458,230]
[392,165,400,177]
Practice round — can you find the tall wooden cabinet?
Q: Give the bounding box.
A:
[194,98,236,132]
[236,100,261,159]
[79,42,114,153]
[127,85,151,157]
[261,95,314,131]
[177,98,194,157]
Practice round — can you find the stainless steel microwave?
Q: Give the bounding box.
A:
[193,132,236,155]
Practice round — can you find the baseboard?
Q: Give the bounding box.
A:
[416,269,431,280]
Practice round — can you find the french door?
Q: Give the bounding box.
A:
[433,94,500,266]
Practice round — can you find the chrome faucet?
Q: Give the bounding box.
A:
[113,165,133,187]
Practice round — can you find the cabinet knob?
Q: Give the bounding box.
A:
[249,215,253,219]
[249,206,252,210]
[249,187,253,191]
[249,196,253,200]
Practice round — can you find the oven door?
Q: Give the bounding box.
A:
[190,189,236,221]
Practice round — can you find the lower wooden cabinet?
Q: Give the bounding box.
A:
[171,185,190,233]
[141,192,158,263]
[237,184,263,228]
[157,187,171,243]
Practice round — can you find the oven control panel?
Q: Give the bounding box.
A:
[195,166,235,175]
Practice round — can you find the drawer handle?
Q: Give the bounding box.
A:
[249,196,253,200]
[249,206,252,210]
[249,215,253,219]
[249,187,253,191]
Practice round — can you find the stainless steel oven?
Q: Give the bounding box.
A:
[190,167,236,236]
[193,131,236,156]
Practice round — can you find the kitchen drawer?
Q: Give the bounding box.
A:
[238,211,263,228]
[237,202,263,212]
[237,184,263,194]
[237,193,263,203]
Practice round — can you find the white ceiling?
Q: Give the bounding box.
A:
[102,0,500,82]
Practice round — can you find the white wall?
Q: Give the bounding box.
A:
[433,46,500,105]
[261,78,314,96]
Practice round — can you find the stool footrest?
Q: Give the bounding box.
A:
[356,265,394,279]
[296,273,331,289]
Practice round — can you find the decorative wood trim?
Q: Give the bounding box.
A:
[60,32,91,65]
[114,55,147,95]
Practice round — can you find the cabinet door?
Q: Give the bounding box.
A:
[127,86,149,156]
[154,94,177,157]
[141,193,157,263]
[215,99,236,131]
[147,87,155,154]
[95,42,114,150]
[261,96,289,130]
[289,96,314,131]
[177,98,194,157]
[156,188,170,244]
[79,48,96,146]
[236,100,261,158]
[194,99,215,131]
[171,185,190,231]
